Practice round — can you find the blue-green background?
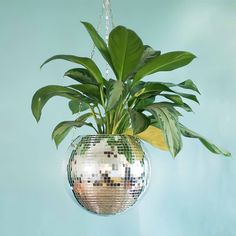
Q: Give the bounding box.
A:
[0,0,235,235]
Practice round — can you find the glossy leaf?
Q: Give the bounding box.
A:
[175,91,199,104]
[179,124,231,157]
[68,100,90,114]
[52,113,93,147]
[127,45,161,79]
[109,26,144,81]
[129,82,170,105]
[81,21,116,76]
[134,96,155,111]
[153,102,183,117]
[40,55,104,84]
[147,103,182,157]
[162,94,184,105]
[178,79,200,94]
[69,84,101,103]
[161,79,200,94]
[64,68,98,85]
[139,45,161,64]
[106,80,124,110]
[134,51,196,82]
[173,103,193,112]
[31,85,80,122]
[162,94,194,112]
[134,82,172,97]
[129,110,150,134]
[52,122,73,147]
[135,82,199,104]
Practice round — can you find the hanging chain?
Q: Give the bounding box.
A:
[70,0,115,147]
[90,4,104,59]
[109,0,115,29]
[103,0,116,79]
[90,0,115,61]
[104,0,110,44]
[104,0,111,78]
[91,0,116,79]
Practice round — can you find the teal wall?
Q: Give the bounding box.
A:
[0,0,235,235]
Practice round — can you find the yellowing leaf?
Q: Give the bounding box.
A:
[124,126,168,151]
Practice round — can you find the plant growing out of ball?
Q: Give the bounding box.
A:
[32,21,230,158]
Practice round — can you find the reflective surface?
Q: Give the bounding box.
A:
[67,135,150,215]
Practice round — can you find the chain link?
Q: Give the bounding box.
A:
[104,0,111,79]
[109,0,116,29]
[71,0,115,144]
[91,0,115,60]
[90,4,105,59]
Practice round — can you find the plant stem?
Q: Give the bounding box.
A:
[112,112,127,134]
[112,97,128,133]
[100,85,105,108]
[90,105,102,133]
[97,105,105,133]
[111,110,116,133]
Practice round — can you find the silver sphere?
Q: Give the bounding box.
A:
[67,135,150,215]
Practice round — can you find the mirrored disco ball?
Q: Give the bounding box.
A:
[67,135,150,215]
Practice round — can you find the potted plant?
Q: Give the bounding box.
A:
[32,22,230,215]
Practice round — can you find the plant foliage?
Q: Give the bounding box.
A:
[32,22,230,157]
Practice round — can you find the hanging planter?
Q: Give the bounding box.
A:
[68,135,150,215]
[31,1,230,215]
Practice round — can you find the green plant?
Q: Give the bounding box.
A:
[31,21,230,158]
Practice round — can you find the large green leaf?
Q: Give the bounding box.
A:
[128,82,170,107]
[68,100,90,114]
[108,26,144,81]
[154,102,183,117]
[179,124,231,157]
[134,82,172,97]
[139,45,161,65]
[162,79,200,94]
[130,81,146,96]
[149,101,193,114]
[173,102,193,112]
[81,21,116,76]
[52,113,93,147]
[134,51,196,82]
[129,109,150,134]
[134,82,199,104]
[64,68,98,85]
[127,45,161,80]
[162,94,184,105]
[134,96,155,111]
[31,85,81,122]
[146,103,182,157]
[161,95,194,113]
[106,80,124,110]
[40,55,104,84]
[178,79,200,94]
[174,91,199,104]
[69,84,101,103]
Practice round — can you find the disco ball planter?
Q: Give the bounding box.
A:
[67,135,150,215]
[32,15,230,215]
